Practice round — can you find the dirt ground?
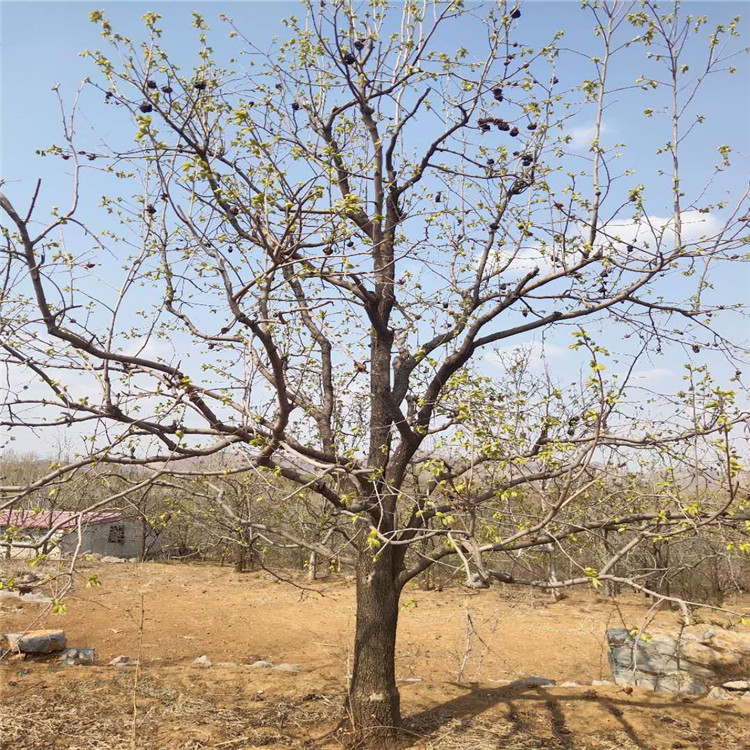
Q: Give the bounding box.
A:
[1,561,749,749]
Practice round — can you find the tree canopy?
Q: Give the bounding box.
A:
[1,0,748,741]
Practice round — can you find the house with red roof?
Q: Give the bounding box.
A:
[0,509,161,559]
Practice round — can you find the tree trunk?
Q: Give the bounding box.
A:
[308,550,317,581]
[348,548,401,745]
[547,550,562,602]
[234,542,245,573]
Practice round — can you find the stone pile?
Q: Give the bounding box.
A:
[59,647,96,666]
[2,629,98,667]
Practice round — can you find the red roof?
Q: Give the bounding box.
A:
[0,509,124,531]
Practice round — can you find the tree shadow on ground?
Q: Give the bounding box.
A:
[402,681,744,748]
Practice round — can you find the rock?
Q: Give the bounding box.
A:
[707,687,732,700]
[109,655,135,667]
[0,588,52,603]
[559,681,581,687]
[16,572,40,585]
[192,655,212,667]
[101,556,126,564]
[249,660,273,668]
[606,627,750,696]
[19,592,53,603]
[4,629,66,654]
[514,675,556,687]
[274,663,301,673]
[722,680,750,691]
[680,639,734,670]
[592,679,614,686]
[59,648,95,666]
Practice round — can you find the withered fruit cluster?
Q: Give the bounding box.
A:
[478,117,514,133]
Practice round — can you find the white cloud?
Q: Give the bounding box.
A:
[475,211,725,271]
[468,245,554,279]
[510,246,554,275]
[485,340,567,370]
[472,210,723,279]
[631,368,676,382]
[600,211,723,253]
[123,336,177,363]
[567,121,607,152]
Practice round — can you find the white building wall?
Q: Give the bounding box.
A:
[58,520,148,559]
[3,519,162,560]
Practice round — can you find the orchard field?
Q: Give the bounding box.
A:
[2,562,749,749]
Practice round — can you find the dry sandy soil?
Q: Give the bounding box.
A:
[1,561,748,749]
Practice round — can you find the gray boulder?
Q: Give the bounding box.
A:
[723,679,750,691]
[4,629,66,654]
[19,592,53,603]
[707,686,732,700]
[607,627,750,695]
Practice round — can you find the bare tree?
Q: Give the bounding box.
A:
[1,0,748,742]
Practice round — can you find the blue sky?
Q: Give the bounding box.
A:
[1,1,749,455]
[3,1,748,198]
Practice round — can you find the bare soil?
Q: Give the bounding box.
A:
[1,561,748,749]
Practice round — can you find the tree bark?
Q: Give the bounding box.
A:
[547,548,562,602]
[308,550,317,581]
[234,542,245,573]
[348,546,401,745]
